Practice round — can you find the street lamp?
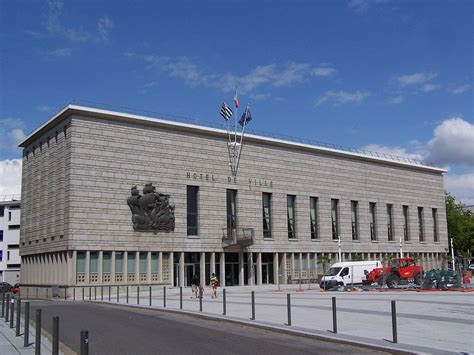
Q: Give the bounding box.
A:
[450,238,455,271]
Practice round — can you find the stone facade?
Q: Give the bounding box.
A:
[19,105,448,290]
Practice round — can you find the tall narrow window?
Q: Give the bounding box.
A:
[418,207,424,241]
[403,205,410,241]
[331,199,339,240]
[387,204,394,241]
[115,252,123,273]
[139,252,147,273]
[287,195,296,239]
[351,201,359,240]
[8,212,11,221]
[432,208,439,242]
[0,206,4,217]
[76,252,85,273]
[262,193,272,239]
[369,202,377,241]
[310,197,319,240]
[151,253,159,273]
[187,186,199,236]
[103,252,111,273]
[90,252,99,273]
[128,252,136,273]
[226,189,237,235]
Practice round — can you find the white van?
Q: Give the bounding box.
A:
[319,261,381,289]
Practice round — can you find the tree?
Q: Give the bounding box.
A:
[445,192,474,257]
[351,254,364,261]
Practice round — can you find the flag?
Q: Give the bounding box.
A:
[233,87,239,108]
[238,106,252,127]
[220,101,233,120]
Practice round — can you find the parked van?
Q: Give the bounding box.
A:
[320,261,381,289]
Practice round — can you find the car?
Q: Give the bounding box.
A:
[11,283,20,294]
[0,282,12,293]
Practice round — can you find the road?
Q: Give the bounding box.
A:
[29,301,394,355]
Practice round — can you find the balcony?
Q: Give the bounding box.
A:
[222,228,254,248]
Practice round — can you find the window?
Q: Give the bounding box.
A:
[403,205,409,241]
[0,206,4,217]
[0,251,2,261]
[331,199,339,240]
[369,202,377,241]
[351,201,359,240]
[103,252,111,273]
[77,252,85,273]
[8,212,11,221]
[128,252,136,273]
[8,225,20,230]
[418,207,424,241]
[7,251,10,261]
[226,189,237,235]
[139,252,147,273]
[115,252,123,273]
[0,230,3,241]
[151,253,158,273]
[90,252,98,273]
[387,204,394,241]
[432,208,439,242]
[287,195,296,239]
[340,267,349,277]
[186,186,199,236]
[262,193,272,239]
[310,197,319,240]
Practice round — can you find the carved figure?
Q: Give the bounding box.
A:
[127,183,175,232]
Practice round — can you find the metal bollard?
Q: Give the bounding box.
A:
[223,289,226,315]
[199,288,202,312]
[27,288,29,299]
[52,316,59,355]
[36,288,38,299]
[163,287,166,308]
[73,288,76,301]
[137,287,140,305]
[5,293,10,322]
[24,302,30,347]
[287,293,291,326]
[46,288,49,299]
[109,286,111,301]
[251,291,255,320]
[1,290,4,318]
[80,330,89,355]
[101,286,103,301]
[82,287,84,301]
[88,287,91,300]
[35,309,41,355]
[149,286,152,306]
[391,300,398,343]
[16,299,21,336]
[117,286,119,302]
[64,288,67,301]
[10,297,14,328]
[180,287,183,309]
[126,286,129,304]
[332,296,337,334]
[94,286,97,300]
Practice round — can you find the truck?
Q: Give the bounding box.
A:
[319,261,382,290]
[363,257,423,288]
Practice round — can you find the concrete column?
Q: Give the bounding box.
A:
[110,251,116,283]
[220,252,226,288]
[147,251,152,283]
[281,253,287,284]
[200,252,206,285]
[98,251,103,284]
[299,252,303,277]
[257,253,262,285]
[179,252,185,287]
[273,252,279,285]
[123,251,128,284]
[239,252,245,286]
[158,251,163,283]
[247,252,254,286]
[135,251,140,282]
[85,251,90,285]
[291,253,295,279]
[69,251,77,286]
[210,252,216,275]
[169,252,174,286]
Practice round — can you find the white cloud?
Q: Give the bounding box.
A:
[47,48,73,57]
[360,144,424,162]
[311,65,337,77]
[448,84,470,95]
[250,93,271,101]
[420,83,441,93]
[0,159,22,197]
[0,118,26,156]
[37,105,52,112]
[273,63,310,87]
[348,0,388,14]
[97,16,114,42]
[444,173,474,205]
[397,72,438,87]
[315,90,370,107]
[388,95,404,104]
[425,117,474,167]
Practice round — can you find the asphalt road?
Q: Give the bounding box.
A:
[29,301,393,355]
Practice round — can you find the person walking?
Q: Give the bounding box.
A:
[191,273,199,298]
[210,273,219,299]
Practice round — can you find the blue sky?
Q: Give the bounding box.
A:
[0,0,473,202]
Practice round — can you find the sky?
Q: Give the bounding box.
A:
[0,0,473,203]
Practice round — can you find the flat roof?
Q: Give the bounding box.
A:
[19,105,446,173]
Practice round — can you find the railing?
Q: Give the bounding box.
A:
[222,228,254,248]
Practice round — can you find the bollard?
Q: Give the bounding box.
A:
[10,297,14,328]
[109,286,111,302]
[73,288,76,300]
[180,287,183,309]
[1,290,4,318]
[251,291,255,320]
[163,287,166,308]
[80,330,89,355]
[126,286,129,304]
[199,288,202,312]
[88,287,91,301]
[35,309,41,355]
[137,287,140,305]
[332,296,337,334]
[94,286,97,300]
[65,288,67,301]
[46,288,49,299]
[117,286,119,302]
[5,293,10,322]
[16,299,21,336]
[287,293,291,326]
[101,286,103,301]
[391,300,398,343]
[149,286,152,306]
[52,316,59,355]
[36,288,38,299]
[82,287,84,301]
[24,302,30,347]
[223,289,226,315]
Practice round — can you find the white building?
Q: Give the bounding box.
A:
[0,196,21,284]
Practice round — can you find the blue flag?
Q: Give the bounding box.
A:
[238,106,252,127]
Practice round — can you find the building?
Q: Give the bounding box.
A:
[0,196,21,284]
[18,104,448,292]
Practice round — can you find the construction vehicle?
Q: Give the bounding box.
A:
[363,257,423,288]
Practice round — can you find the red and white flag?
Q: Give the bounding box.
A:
[233,87,239,108]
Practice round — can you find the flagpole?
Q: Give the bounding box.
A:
[235,104,249,175]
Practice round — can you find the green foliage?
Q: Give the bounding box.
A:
[351,254,364,261]
[446,192,474,255]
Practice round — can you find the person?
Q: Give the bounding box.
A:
[210,273,219,299]
[462,274,471,289]
[191,274,199,298]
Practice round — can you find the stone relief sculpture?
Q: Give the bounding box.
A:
[127,183,175,232]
